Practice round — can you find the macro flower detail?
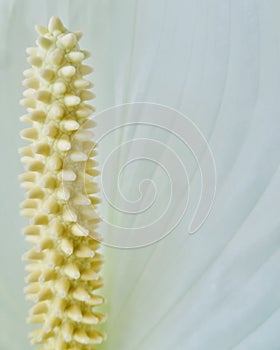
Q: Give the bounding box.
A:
[19,16,106,349]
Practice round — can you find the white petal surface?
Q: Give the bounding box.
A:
[0,1,279,350]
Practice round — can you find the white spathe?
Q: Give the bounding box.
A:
[0,0,279,350]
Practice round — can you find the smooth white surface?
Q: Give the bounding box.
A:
[0,0,279,349]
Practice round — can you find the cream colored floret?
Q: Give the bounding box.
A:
[20,16,105,349]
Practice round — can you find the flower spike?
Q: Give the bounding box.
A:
[20,16,105,349]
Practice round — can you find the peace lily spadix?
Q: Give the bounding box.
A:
[20,17,105,349]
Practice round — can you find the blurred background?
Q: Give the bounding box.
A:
[1,0,280,349]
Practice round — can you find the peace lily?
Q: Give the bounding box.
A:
[20,17,105,349]
[0,2,278,350]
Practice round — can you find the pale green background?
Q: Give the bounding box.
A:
[1,1,280,349]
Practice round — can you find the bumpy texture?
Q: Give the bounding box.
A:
[19,16,106,349]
